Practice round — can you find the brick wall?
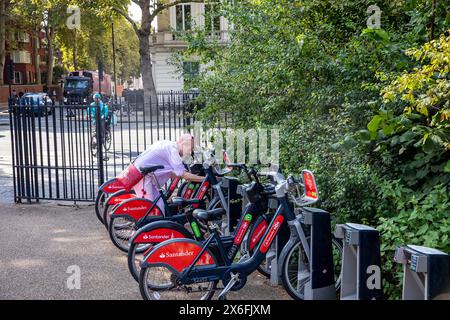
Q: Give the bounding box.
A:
[0,84,43,103]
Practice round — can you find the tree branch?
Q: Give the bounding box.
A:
[131,0,144,8]
[113,7,140,35]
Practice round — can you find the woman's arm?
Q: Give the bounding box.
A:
[179,171,205,183]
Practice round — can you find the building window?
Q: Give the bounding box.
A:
[15,31,30,43]
[12,51,31,64]
[176,4,191,31]
[183,61,199,85]
[14,71,23,84]
[205,4,221,34]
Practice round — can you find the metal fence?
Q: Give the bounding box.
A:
[8,91,214,203]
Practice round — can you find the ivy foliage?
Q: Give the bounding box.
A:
[175,0,450,298]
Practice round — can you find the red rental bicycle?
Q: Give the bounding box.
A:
[126,162,274,282]
[137,170,342,300]
[95,162,203,225]
[107,161,220,252]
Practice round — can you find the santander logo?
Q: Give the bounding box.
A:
[158,250,195,259]
[262,220,282,250]
[142,232,175,241]
[107,185,124,191]
[123,205,148,212]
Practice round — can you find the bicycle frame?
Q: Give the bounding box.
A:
[141,181,299,287]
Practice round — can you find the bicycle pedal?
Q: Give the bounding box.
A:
[218,272,239,299]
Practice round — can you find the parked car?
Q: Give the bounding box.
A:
[19,93,53,116]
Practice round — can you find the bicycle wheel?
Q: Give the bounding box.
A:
[91,134,97,158]
[108,216,138,252]
[139,264,217,300]
[95,189,106,224]
[104,127,112,151]
[280,237,343,300]
[128,224,194,282]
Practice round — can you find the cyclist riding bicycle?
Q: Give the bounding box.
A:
[89,93,109,139]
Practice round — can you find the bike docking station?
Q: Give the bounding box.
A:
[294,207,336,300]
[222,176,243,235]
[394,245,450,300]
[268,197,288,286]
[334,223,384,300]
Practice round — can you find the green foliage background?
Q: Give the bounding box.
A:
[175,0,450,299]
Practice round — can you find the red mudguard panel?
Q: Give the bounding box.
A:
[303,169,318,202]
[112,198,162,220]
[146,240,215,273]
[116,163,144,192]
[133,228,186,244]
[193,181,210,208]
[107,193,137,205]
[259,215,284,254]
[102,179,126,193]
[250,219,268,251]
[168,177,180,194]
[182,183,196,200]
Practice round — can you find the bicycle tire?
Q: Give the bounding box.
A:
[95,189,106,224]
[139,251,218,300]
[104,128,112,151]
[91,134,97,158]
[108,215,138,253]
[280,237,343,300]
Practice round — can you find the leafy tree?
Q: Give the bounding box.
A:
[87,0,204,107]
[0,0,12,85]
[174,0,449,298]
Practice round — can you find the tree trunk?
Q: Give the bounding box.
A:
[139,0,157,113]
[33,34,41,84]
[430,0,436,40]
[0,0,8,86]
[73,30,77,70]
[139,33,157,114]
[46,28,55,86]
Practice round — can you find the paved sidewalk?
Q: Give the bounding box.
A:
[0,201,291,300]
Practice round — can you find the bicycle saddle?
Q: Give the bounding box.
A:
[193,208,226,223]
[171,196,200,206]
[139,165,164,174]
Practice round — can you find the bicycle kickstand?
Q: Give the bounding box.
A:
[218,272,239,300]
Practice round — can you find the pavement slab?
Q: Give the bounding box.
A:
[0,201,291,300]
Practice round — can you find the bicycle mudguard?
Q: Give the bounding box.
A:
[141,238,217,274]
[106,190,137,206]
[131,220,193,244]
[100,178,126,194]
[111,197,163,222]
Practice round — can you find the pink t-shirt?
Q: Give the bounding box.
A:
[132,141,186,207]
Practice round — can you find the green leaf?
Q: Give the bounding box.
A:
[382,124,395,136]
[444,160,450,173]
[368,115,382,132]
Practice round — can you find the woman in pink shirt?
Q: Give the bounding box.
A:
[132,134,204,212]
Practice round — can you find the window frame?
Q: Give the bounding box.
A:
[175,4,192,31]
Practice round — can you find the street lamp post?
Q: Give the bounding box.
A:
[111,20,118,104]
